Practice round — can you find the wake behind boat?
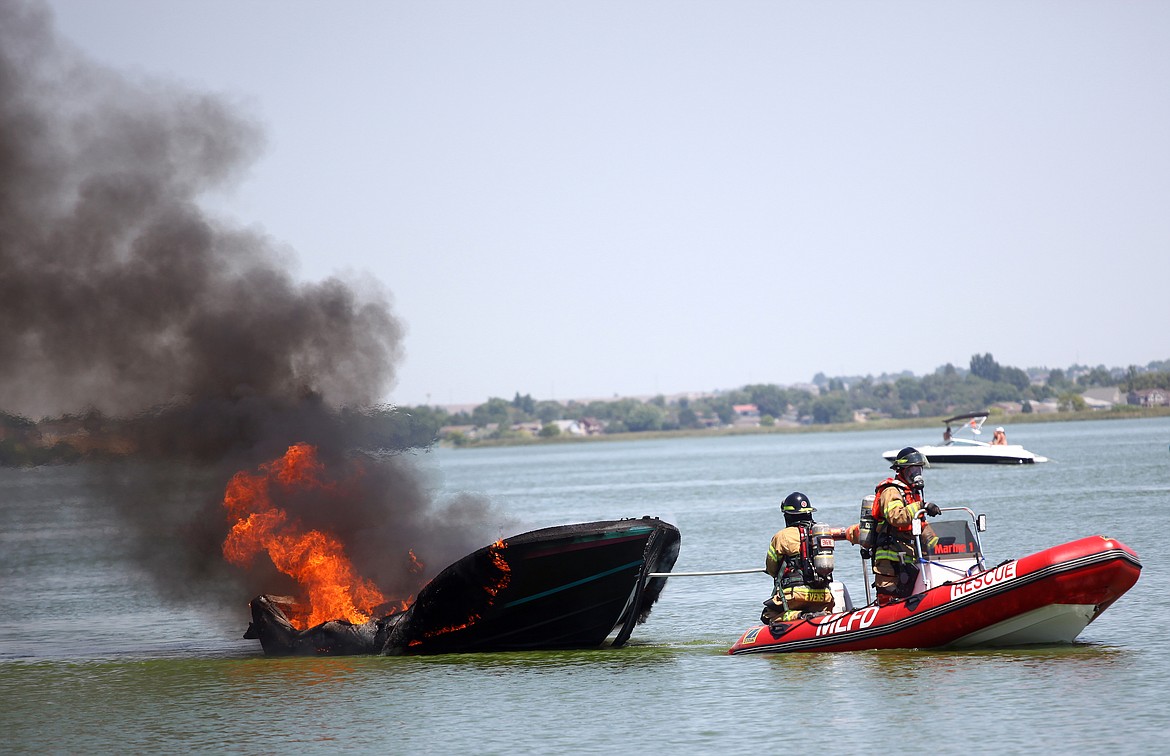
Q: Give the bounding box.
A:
[728,507,1139,655]
[882,412,1049,465]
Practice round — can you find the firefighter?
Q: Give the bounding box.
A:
[761,492,849,624]
[847,447,941,604]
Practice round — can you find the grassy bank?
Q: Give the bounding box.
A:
[443,406,1170,449]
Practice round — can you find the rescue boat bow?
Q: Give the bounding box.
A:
[729,535,1141,655]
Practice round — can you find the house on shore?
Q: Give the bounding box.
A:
[732,404,760,427]
[1128,388,1168,407]
[1082,387,1123,409]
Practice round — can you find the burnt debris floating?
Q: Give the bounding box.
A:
[244,517,681,655]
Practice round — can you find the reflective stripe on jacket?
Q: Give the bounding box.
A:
[766,525,817,590]
[873,478,923,564]
[874,478,923,531]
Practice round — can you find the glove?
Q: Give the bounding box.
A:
[860,548,872,560]
[924,502,941,517]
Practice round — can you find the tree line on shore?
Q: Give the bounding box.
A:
[3,353,1168,463]
[404,354,1170,445]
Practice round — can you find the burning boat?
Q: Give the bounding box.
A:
[244,517,681,655]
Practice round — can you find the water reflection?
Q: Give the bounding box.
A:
[834,642,1134,679]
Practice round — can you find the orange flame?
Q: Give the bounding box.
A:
[222,443,389,629]
[407,549,424,574]
[484,539,511,597]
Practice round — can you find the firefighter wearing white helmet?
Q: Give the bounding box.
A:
[761,492,850,624]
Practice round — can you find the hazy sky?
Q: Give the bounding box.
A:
[43,1,1170,406]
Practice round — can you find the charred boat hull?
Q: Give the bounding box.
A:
[245,517,681,656]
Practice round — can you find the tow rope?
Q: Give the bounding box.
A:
[646,568,765,577]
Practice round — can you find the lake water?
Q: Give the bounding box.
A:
[2,417,1169,753]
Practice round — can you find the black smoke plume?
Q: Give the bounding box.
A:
[0,1,505,615]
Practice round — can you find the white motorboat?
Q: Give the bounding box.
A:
[882,412,1050,465]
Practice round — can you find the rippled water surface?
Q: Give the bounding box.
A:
[3,418,1168,753]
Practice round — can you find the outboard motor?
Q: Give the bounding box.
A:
[857,494,878,551]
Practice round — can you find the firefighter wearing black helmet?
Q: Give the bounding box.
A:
[848,447,941,603]
[761,492,849,624]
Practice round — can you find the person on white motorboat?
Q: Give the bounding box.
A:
[991,427,1007,445]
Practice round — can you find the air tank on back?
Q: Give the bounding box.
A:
[810,523,837,581]
[857,494,877,552]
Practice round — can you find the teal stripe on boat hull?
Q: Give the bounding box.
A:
[504,559,645,608]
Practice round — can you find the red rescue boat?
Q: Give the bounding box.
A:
[729,508,1141,655]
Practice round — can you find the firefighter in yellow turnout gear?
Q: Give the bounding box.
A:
[848,447,941,604]
[761,492,851,624]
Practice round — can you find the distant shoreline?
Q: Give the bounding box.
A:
[439,406,1170,449]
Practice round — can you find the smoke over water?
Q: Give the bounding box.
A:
[0,1,505,620]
